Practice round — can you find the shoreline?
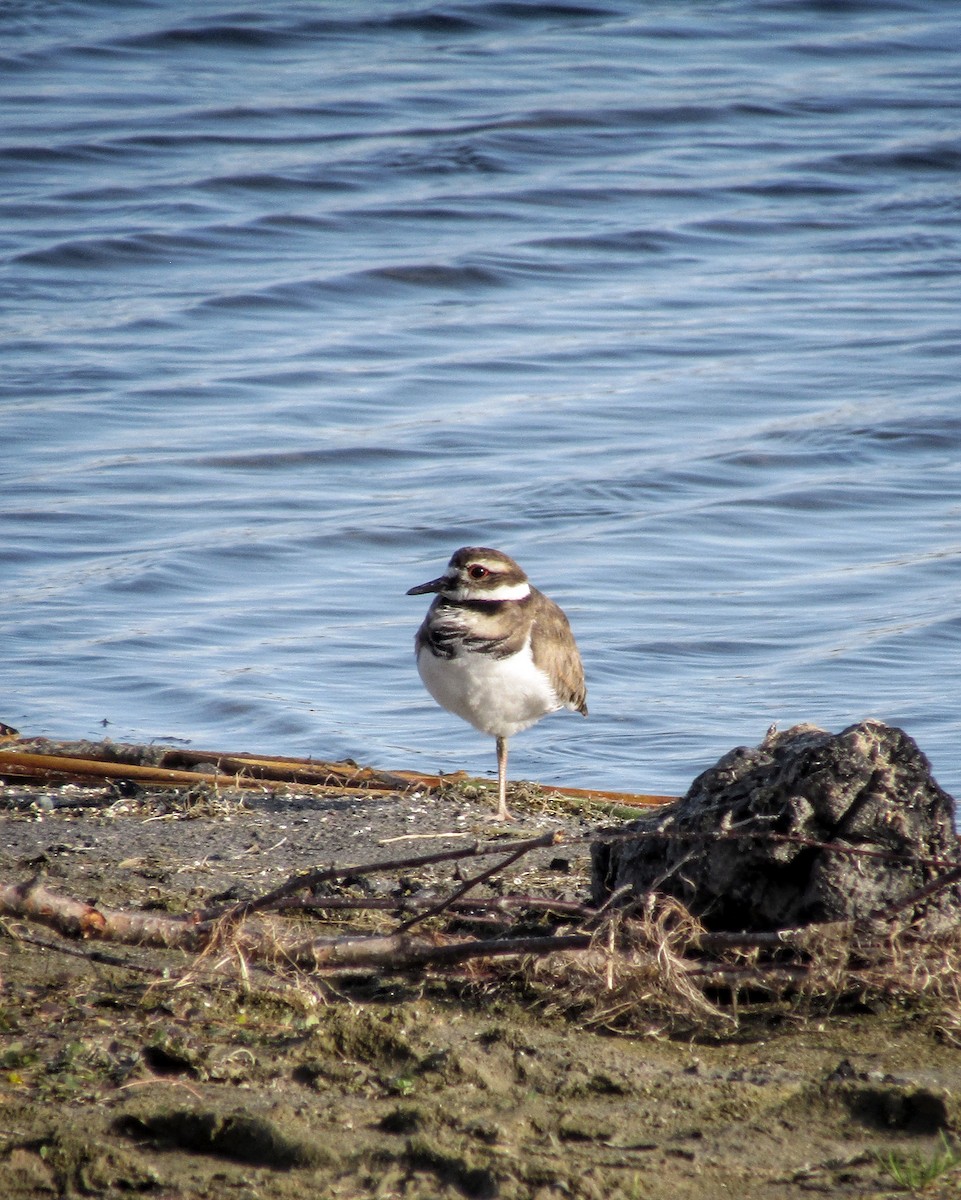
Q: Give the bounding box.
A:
[1,747,960,1197]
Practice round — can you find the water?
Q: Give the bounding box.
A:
[3,1,961,800]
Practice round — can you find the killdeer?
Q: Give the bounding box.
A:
[407,547,587,820]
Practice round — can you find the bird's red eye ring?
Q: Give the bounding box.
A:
[468,564,489,580]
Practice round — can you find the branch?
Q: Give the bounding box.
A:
[278,893,596,920]
[0,877,208,949]
[392,830,561,933]
[0,876,589,975]
[208,831,564,924]
[285,931,591,972]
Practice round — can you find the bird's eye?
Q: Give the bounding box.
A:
[468,564,489,580]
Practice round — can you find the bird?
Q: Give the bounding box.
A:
[407,546,587,820]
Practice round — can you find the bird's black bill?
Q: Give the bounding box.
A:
[406,575,446,596]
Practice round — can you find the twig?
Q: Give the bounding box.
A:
[0,923,165,976]
[579,883,634,931]
[208,832,564,924]
[868,863,961,921]
[392,830,562,934]
[689,962,814,988]
[693,923,850,954]
[289,929,592,972]
[278,893,596,920]
[378,832,473,844]
[115,1078,205,1101]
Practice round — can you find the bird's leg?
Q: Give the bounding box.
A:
[495,735,511,821]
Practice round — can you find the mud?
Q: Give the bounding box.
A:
[2,777,961,1198]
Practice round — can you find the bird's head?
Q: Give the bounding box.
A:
[407,547,532,603]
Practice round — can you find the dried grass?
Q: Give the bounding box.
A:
[520,895,733,1033]
[509,899,961,1036]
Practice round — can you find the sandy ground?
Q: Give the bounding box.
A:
[2,772,961,1199]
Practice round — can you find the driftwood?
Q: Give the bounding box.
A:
[0,876,592,972]
[0,736,676,810]
[0,833,583,975]
[4,824,961,1029]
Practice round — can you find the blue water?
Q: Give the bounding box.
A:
[3,1,961,800]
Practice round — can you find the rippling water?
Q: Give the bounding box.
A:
[3,1,961,799]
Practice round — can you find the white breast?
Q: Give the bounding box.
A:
[416,637,561,739]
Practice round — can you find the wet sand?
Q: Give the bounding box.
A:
[1,776,960,1198]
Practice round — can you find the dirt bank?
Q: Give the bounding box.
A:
[2,772,961,1198]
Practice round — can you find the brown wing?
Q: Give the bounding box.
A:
[529,589,588,715]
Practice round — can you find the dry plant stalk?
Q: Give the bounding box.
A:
[0,737,676,810]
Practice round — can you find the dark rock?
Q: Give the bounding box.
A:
[591,721,961,932]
